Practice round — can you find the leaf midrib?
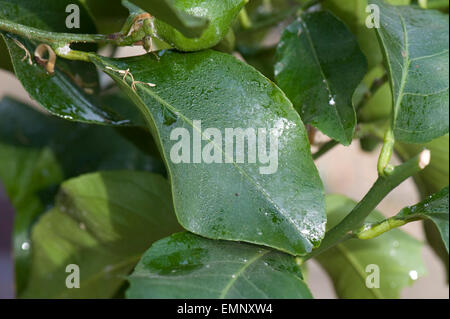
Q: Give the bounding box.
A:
[335,244,384,299]
[299,17,347,139]
[219,250,268,298]
[99,57,315,251]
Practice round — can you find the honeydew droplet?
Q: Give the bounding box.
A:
[409,270,418,280]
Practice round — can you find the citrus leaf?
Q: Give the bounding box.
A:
[275,11,367,145]
[315,195,426,299]
[370,0,449,143]
[396,186,449,252]
[0,97,163,295]
[126,0,208,38]
[127,232,313,299]
[91,50,326,256]
[323,0,383,70]
[0,0,134,125]
[130,0,246,51]
[21,171,181,298]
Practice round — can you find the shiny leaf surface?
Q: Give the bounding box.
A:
[127,232,313,299]
[396,186,449,252]
[370,0,449,143]
[0,0,134,125]
[275,11,367,145]
[132,0,246,51]
[91,50,326,256]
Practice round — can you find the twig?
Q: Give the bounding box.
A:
[306,149,431,260]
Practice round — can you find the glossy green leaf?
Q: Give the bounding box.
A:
[275,11,368,145]
[127,232,313,299]
[370,0,449,143]
[0,0,136,125]
[315,195,426,299]
[130,0,246,51]
[22,171,181,298]
[127,0,208,38]
[91,50,326,256]
[0,97,163,295]
[396,186,449,252]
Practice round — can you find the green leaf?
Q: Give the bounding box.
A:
[0,0,134,125]
[323,0,383,70]
[80,0,129,34]
[91,50,326,256]
[21,171,181,298]
[0,97,163,295]
[0,35,13,72]
[127,232,313,299]
[127,0,209,38]
[275,11,368,145]
[370,0,449,143]
[315,195,426,299]
[129,0,246,51]
[424,220,449,281]
[396,186,449,252]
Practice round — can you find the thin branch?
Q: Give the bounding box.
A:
[0,19,110,44]
[356,73,389,111]
[306,149,431,260]
[313,140,338,160]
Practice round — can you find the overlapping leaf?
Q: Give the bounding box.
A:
[127,232,312,299]
[370,0,449,143]
[0,0,139,125]
[130,0,246,51]
[395,186,449,251]
[22,171,181,298]
[127,0,209,38]
[275,11,367,145]
[91,50,326,256]
[0,97,163,295]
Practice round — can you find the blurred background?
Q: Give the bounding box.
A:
[0,54,448,298]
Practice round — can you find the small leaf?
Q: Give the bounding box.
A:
[315,195,426,299]
[91,50,326,256]
[396,186,449,252]
[21,171,181,298]
[0,97,163,295]
[127,232,313,299]
[129,0,246,51]
[370,0,449,143]
[275,11,368,145]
